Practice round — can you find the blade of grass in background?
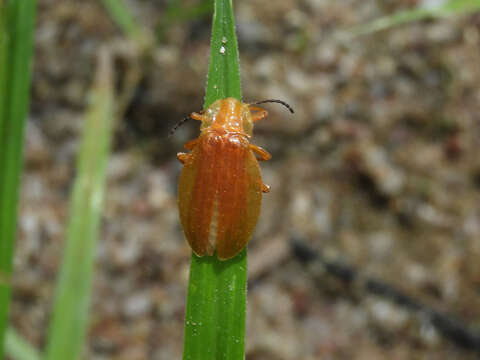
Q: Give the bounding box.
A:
[4,328,39,360]
[350,0,480,36]
[164,0,213,23]
[44,48,115,360]
[0,0,37,358]
[99,0,144,41]
[99,0,154,53]
[98,0,151,121]
[183,1,246,359]
[157,0,213,39]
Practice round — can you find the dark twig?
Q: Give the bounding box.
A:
[291,240,480,352]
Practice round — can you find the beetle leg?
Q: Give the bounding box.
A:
[261,183,271,193]
[190,112,207,121]
[177,152,191,164]
[250,144,271,192]
[248,106,268,122]
[184,138,199,150]
[249,144,272,161]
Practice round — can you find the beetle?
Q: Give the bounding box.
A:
[175,97,294,260]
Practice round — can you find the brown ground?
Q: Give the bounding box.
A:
[9,0,480,359]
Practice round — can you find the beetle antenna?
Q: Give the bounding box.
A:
[168,116,191,138]
[251,99,294,114]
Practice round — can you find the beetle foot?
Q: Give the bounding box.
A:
[177,152,190,164]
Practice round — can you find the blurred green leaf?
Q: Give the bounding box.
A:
[44,49,115,360]
[0,0,36,358]
[5,328,40,360]
[99,0,152,50]
[157,0,213,41]
[183,0,246,359]
[165,0,213,22]
[100,0,142,39]
[350,0,480,36]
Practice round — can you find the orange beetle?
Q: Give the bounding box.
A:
[176,97,293,260]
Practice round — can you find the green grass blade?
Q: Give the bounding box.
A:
[44,49,115,360]
[350,0,480,36]
[99,0,143,40]
[157,0,213,40]
[184,252,247,360]
[183,1,246,360]
[0,1,37,358]
[5,328,40,360]
[204,0,241,107]
[158,0,213,37]
[164,0,213,22]
[99,0,154,52]
[441,0,480,13]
